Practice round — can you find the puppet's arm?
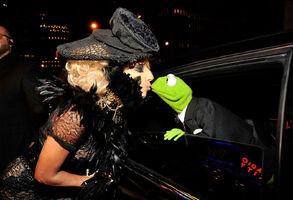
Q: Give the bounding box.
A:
[164,128,185,141]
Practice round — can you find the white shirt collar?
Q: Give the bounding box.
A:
[178,106,187,123]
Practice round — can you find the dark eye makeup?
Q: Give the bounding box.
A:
[134,65,144,73]
[134,76,142,85]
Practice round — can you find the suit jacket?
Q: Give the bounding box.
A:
[0,54,46,172]
[184,97,260,145]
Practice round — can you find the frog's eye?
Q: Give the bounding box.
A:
[166,74,177,86]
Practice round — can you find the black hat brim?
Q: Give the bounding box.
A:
[57,29,152,63]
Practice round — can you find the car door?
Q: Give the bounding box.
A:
[125,45,293,200]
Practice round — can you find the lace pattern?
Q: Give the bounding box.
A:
[0,155,78,199]
[0,90,127,199]
[0,156,36,199]
[1,156,33,181]
[51,105,85,147]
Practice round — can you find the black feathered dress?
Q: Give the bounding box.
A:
[0,67,143,199]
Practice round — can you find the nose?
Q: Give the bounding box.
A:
[146,68,154,82]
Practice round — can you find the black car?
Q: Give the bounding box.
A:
[121,32,293,200]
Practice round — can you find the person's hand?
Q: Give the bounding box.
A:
[164,128,185,141]
[78,171,114,199]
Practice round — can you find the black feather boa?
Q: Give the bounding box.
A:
[35,68,145,199]
[106,65,143,109]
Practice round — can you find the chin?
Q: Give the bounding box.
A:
[141,92,147,99]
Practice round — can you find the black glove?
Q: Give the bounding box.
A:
[76,172,116,200]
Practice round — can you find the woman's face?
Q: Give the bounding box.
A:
[124,60,154,98]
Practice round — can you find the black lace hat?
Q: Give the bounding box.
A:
[57,7,160,63]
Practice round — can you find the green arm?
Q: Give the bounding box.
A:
[164,128,185,141]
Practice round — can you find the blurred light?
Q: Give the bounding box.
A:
[90,22,98,30]
[164,41,170,46]
[137,14,142,19]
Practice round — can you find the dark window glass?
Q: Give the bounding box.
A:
[185,62,283,142]
[129,60,284,200]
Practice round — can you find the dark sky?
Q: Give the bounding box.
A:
[6,0,286,54]
[11,0,284,35]
[77,0,282,41]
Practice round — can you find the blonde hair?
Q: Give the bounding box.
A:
[65,60,109,95]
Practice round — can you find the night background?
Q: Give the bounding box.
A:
[1,1,293,199]
[0,0,292,73]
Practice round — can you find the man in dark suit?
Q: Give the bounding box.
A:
[0,25,45,172]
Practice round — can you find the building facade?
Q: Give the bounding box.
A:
[39,12,70,68]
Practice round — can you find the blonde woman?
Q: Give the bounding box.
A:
[0,7,159,199]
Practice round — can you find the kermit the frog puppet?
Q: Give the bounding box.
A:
[152,74,261,145]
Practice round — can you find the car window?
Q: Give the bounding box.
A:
[127,57,286,200]
[185,61,283,141]
[177,61,284,199]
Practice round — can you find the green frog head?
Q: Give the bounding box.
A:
[151,74,192,114]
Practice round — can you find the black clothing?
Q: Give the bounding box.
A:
[184,97,260,145]
[0,72,140,199]
[0,54,38,172]
[184,97,275,181]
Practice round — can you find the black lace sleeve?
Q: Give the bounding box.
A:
[48,105,85,152]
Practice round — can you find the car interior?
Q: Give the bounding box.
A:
[125,59,284,200]
[185,61,283,148]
